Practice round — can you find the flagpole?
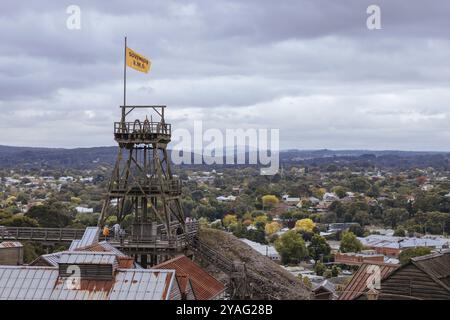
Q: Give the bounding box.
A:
[122,36,127,123]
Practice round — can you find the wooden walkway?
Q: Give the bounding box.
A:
[0,222,199,249]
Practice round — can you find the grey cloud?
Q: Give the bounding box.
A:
[1,1,450,150]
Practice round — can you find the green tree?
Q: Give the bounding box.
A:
[314,261,326,276]
[393,227,406,237]
[383,208,409,228]
[331,265,340,277]
[275,230,307,265]
[332,186,347,199]
[25,205,72,228]
[399,247,432,265]
[0,215,39,227]
[308,234,331,261]
[22,242,45,264]
[349,177,371,193]
[339,231,363,253]
[323,269,333,279]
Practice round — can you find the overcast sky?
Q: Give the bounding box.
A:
[1,0,450,151]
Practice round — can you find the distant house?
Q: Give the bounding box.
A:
[231,186,243,195]
[216,195,236,202]
[334,250,386,266]
[58,176,74,183]
[282,194,300,206]
[75,206,94,214]
[323,192,339,202]
[313,280,338,300]
[421,184,434,191]
[316,201,331,211]
[240,239,281,263]
[328,222,359,233]
[80,177,94,183]
[358,235,450,258]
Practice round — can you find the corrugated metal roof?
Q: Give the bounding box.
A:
[0,266,59,300]
[69,240,82,251]
[79,227,100,247]
[0,241,23,248]
[75,241,126,257]
[38,253,61,267]
[359,235,450,250]
[153,255,225,300]
[32,241,134,268]
[0,266,175,300]
[109,269,175,300]
[339,263,398,300]
[59,252,117,265]
[69,227,100,251]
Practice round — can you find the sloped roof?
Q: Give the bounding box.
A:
[0,241,23,248]
[59,252,117,265]
[74,241,126,257]
[313,279,338,299]
[69,227,100,251]
[33,253,61,267]
[411,249,450,288]
[69,240,82,251]
[313,279,336,293]
[0,266,175,300]
[153,255,225,300]
[339,263,399,300]
[30,241,140,268]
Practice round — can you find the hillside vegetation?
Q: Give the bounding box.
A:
[197,228,311,300]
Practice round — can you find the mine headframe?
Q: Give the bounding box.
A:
[98,105,185,244]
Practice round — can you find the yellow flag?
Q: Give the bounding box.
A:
[126,47,151,73]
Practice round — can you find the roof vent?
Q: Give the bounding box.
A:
[58,252,117,280]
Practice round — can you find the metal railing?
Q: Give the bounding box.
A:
[110,178,182,195]
[106,221,199,244]
[0,226,85,242]
[0,221,199,247]
[114,121,171,137]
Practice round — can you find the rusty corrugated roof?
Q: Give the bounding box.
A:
[0,265,176,300]
[339,263,399,300]
[59,252,118,265]
[75,241,126,257]
[31,241,139,268]
[0,241,23,248]
[153,255,225,300]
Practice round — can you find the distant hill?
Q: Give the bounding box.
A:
[0,145,118,169]
[0,145,449,170]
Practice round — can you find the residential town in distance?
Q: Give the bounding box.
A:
[1,149,449,300]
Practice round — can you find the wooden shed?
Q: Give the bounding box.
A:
[0,241,24,265]
[379,249,450,300]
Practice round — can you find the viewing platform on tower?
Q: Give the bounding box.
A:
[114,105,171,146]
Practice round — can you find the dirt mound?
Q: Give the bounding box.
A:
[196,228,311,300]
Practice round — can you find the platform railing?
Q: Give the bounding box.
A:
[110,178,182,195]
[0,226,85,242]
[114,121,171,136]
